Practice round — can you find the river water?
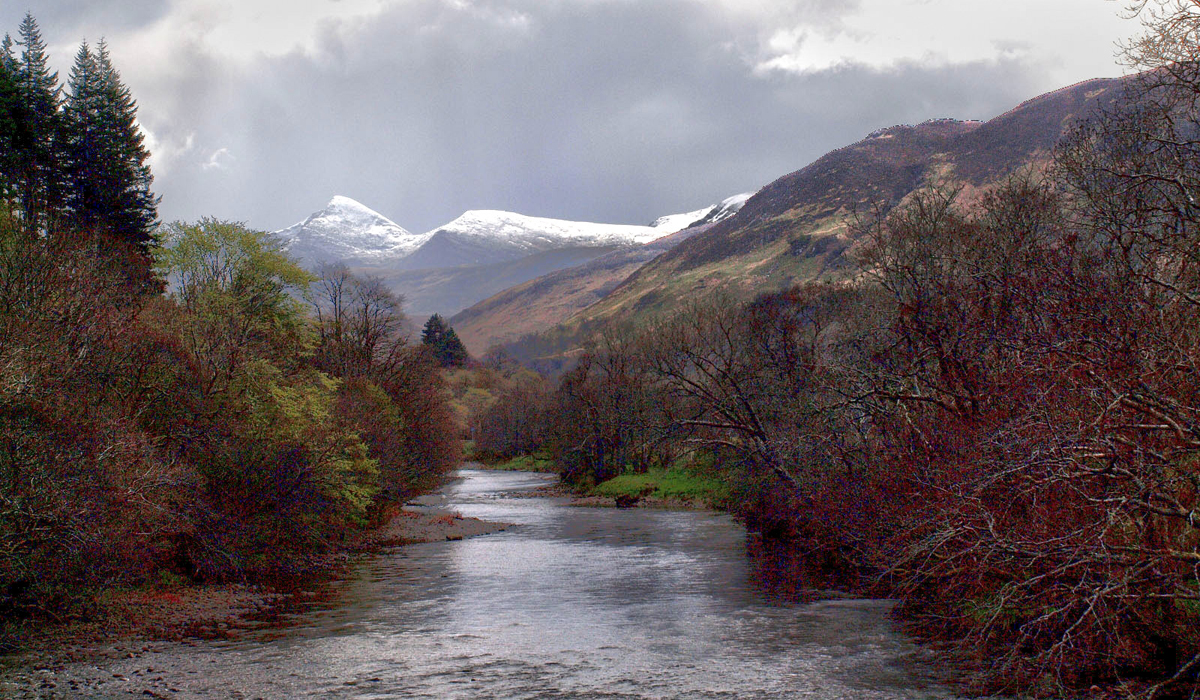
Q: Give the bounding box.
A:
[22,469,960,699]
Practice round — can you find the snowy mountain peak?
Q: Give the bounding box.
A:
[275,196,430,265]
[303,196,412,238]
[321,195,391,219]
[650,191,756,231]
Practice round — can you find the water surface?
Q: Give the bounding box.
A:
[27,469,957,698]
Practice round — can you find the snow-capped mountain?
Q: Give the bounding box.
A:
[272,193,758,316]
[652,192,755,231]
[399,210,674,270]
[275,196,431,265]
[276,193,758,270]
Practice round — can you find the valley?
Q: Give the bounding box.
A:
[3,4,1199,698]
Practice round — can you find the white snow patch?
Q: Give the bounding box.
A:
[275,196,431,263]
[652,206,714,232]
[709,192,755,224]
[432,210,670,248]
[651,191,756,231]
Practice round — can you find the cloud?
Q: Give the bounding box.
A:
[141,125,196,176]
[202,147,234,171]
[1,0,170,37]
[1,0,1134,233]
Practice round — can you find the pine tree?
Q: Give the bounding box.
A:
[62,41,101,227]
[0,35,20,209]
[421,314,469,367]
[12,13,63,234]
[441,327,469,367]
[421,313,447,347]
[63,39,158,248]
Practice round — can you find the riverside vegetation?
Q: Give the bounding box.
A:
[469,5,1200,697]
[0,15,458,648]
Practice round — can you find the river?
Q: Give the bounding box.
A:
[17,469,960,699]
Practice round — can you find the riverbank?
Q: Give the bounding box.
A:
[502,475,718,510]
[473,456,729,510]
[0,507,510,676]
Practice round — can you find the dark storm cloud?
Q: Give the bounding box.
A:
[125,0,1042,231]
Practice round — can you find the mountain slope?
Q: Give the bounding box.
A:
[497,77,1125,364]
[449,225,710,354]
[358,245,625,321]
[447,194,755,352]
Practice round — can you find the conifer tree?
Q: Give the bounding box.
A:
[421,314,469,367]
[11,13,62,233]
[63,41,100,225]
[0,36,19,209]
[63,39,158,248]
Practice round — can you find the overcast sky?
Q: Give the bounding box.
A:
[4,0,1137,232]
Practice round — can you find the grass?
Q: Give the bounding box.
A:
[592,467,730,507]
[481,452,558,473]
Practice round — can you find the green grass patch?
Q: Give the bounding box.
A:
[592,467,730,506]
[482,453,557,472]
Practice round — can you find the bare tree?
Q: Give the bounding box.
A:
[310,263,408,378]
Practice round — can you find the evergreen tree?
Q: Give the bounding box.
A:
[62,41,100,225]
[63,39,158,248]
[11,13,63,233]
[421,314,469,367]
[0,36,19,209]
[62,41,99,225]
[421,313,447,347]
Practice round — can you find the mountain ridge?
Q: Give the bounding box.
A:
[273,192,754,319]
[483,76,1126,367]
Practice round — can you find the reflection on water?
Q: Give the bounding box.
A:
[42,469,959,698]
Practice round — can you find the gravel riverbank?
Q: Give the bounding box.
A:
[0,507,510,695]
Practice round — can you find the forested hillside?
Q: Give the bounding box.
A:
[0,14,458,642]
